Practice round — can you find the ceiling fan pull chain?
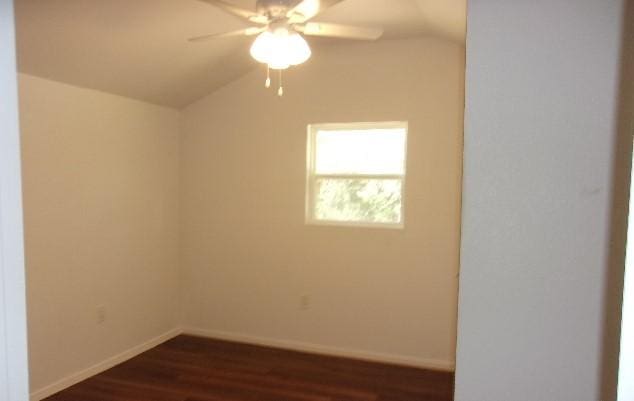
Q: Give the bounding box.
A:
[278,69,284,97]
[265,65,271,88]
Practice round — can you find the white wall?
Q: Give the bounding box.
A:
[0,0,30,400]
[181,38,465,369]
[456,1,632,400]
[18,74,181,397]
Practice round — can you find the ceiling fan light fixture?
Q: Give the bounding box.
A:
[249,28,311,70]
[193,0,385,96]
[193,0,384,96]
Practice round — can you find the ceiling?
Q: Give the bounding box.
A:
[15,0,466,109]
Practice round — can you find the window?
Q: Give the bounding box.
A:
[306,122,408,228]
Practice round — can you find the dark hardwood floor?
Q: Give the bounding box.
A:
[45,335,454,401]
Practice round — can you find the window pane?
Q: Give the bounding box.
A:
[314,178,402,224]
[315,128,406,175]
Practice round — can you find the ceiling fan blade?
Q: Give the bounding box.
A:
[287,0,345,23]
[188,27,264,43]
[197,0,268,24]
[299,22,384,40]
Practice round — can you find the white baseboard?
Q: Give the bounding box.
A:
[29,327,182,401]
[30,326,453,401]
[182,326,455,372]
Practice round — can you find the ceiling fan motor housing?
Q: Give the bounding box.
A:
[256,0,296,19]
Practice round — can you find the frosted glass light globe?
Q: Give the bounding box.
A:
[250,31,275,64]
[250,28,311,70]
[286,32,311,65]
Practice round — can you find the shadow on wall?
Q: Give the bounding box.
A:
[607,0,634,400]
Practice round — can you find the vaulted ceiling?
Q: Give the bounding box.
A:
[15,0,466,108]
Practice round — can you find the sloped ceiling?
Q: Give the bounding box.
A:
[15,0,465,108]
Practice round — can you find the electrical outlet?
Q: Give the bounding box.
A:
[96,305,106,324]
[300,295,310,311]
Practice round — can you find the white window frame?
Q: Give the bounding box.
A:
[305,121,408,229]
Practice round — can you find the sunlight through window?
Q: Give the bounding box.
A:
[306,122,407,228]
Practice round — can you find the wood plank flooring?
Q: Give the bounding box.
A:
[45,335,454,401]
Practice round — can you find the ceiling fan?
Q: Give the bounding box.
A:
[188,0,384,96]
